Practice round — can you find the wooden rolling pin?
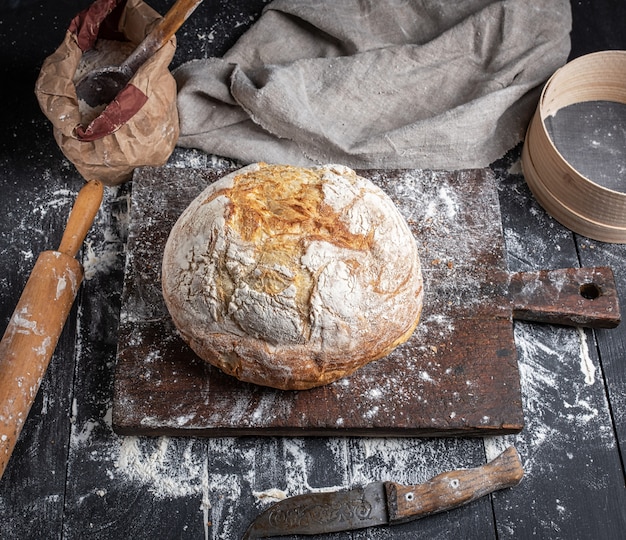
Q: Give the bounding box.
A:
[0,180,103,479]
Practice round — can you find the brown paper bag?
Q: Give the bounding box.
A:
[35,0,179,186]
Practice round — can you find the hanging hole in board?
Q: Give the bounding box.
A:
[579,282,602,300]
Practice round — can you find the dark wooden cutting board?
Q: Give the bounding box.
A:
[112,166,618,437]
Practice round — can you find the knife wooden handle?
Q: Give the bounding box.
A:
[0,180,103,480]
[385,446,523,524]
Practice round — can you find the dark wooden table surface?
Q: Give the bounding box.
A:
[1,1,626,539]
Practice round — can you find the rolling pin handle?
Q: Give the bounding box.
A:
[58,180,104,258]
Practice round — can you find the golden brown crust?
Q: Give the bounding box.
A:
[162,163,423,390]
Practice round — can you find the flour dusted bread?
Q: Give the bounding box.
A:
[161,163,423,390]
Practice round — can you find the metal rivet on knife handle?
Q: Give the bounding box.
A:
[385,446,524,524]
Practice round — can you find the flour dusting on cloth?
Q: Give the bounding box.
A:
[174,0,571,170]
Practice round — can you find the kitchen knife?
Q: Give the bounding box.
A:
[243,446,523,538]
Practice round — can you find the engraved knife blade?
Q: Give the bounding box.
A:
[242,481,388,539]
[242,446,523,538]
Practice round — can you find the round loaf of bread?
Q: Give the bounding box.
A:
[161,163,423,390]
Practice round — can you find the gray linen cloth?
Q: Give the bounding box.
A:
[174,0,571,169]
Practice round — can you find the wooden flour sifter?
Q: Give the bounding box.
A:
[0,180,103,478]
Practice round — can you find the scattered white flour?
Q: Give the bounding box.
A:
[577,327,595,385]
[69,405,213,537]
[252,488,287,502]
[31,188,75,217]
[82,187,129,281]
[498,321,614,472]
[168,149,235,170]
[484,435,515,463]
[114,436,209,501]
[82,235,121,281]
[55,275,67,300]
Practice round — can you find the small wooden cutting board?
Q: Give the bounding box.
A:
[112,167,618,437]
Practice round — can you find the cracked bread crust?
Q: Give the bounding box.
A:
[161,163,423,390]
